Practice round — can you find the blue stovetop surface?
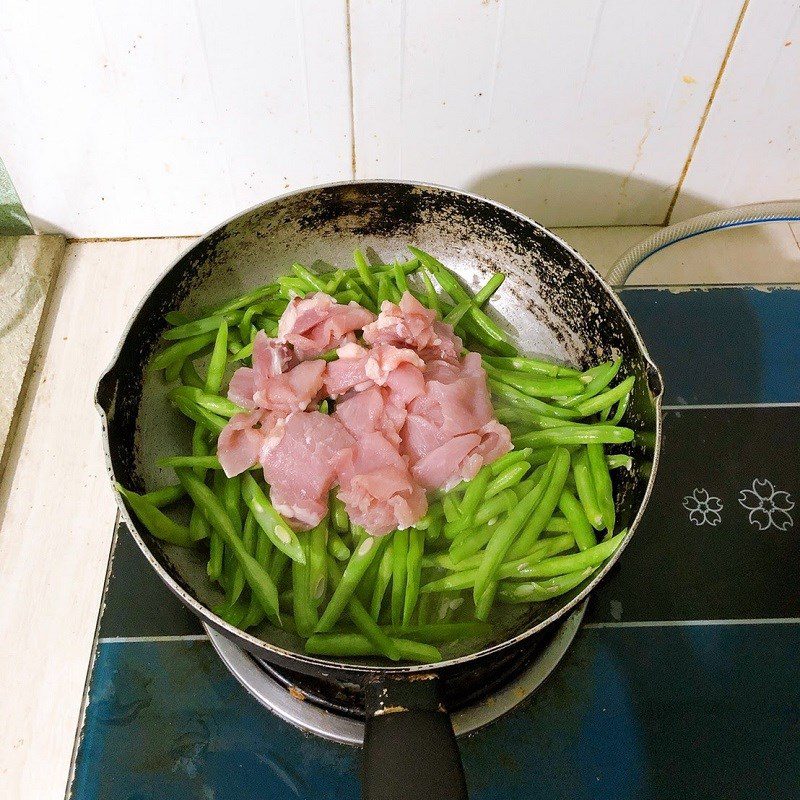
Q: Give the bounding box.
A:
[69,287,800,800]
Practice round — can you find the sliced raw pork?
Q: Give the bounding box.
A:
[217,408,285,478]
[259,411,355,529]
[278,293,376,359]
[403,352,511,489]
[363,292,462,361]
[337,431,427,536]
[323,342,424,400]
[335,385,406,448]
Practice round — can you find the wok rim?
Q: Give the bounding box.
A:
[96,177,663,675]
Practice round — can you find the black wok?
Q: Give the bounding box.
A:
[97,180,663,799]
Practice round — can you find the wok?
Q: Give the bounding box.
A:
[97,180,663,799]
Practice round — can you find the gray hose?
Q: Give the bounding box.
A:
[607,200,800,286]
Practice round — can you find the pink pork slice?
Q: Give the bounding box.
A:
[363,292,462,361]
[259,410,355,529]
[278,293,376,360]
[217,408,285,478]
[323,342,425,399]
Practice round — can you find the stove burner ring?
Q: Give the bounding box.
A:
[206,602,585,746]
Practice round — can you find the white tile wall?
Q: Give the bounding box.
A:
[671,0,800,220]
[0,1,353,237]
[1,0,797,238]
[350,0,743,226]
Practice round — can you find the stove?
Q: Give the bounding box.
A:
[204,604,584,746]
[68,287,800,799]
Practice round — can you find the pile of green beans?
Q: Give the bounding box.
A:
[117,247,637,662]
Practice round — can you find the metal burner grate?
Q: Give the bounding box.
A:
[205,602,585,746]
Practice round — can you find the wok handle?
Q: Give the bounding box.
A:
[363,673,468,800]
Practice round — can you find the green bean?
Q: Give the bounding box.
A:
[545,515,572,533]
[609,391,631,425]
[443,299,472,327]
[557,488,596,551]
[372,257,421,274]
[474,581,497,621]
[179,360,205,389]
[292,262,328,293]
[392,262,409,294]
[574,375,635,417]
[496,406,574,430]
[241,473,306,563]
[507,449,570,561]
[459,465,492,522]
[377,274,392,305]
[292,532,319,636]
[204,320,228,395]
[304,633,441,663]
[515,425,633,449]
[587,443,615,533]
[483,355,580,378]
[164,357,183,383]
[210,284,278,315]
[316,534,386,632]
[497,567,595,603]
[171,386,244,419]
[402,529,425,626]
[420,270,441,316]
[176,469,280,621]
[353,249,379,301]
[409,246,509,346]
[564,359,621,407]
[158,454,222,470]
[512,531,626,579]
[116,484,195,547]
[489,379,581,419]
[442,494,462,525]
[331,495,349,533]
[165,310,191,326]
[230,507,256,605]
[169,391,227,434]
[473,273,505,307]
[573,448,604,529]
[488,448,532,475]
[370,545,394,620]
[270,549,290,587]
[327,558,400,661]
[483,462,529,500]
[485,363,584,398]
[607,454,633,471]
[325,269,347,294]
[152,331,216,372]
[231,339,254,362]
[473,487,518,525]
[240,596,266,630]
[162,311,241,341]
[391,530,409,626]
[140,483,186,508]
[215,597,248,627]
[207,525,224,582]
[308,519,329,604]
[383,621,491,644]
[325,527,349,561]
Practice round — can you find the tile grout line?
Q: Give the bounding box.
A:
[345,0,357,180]
[663,0,750,225]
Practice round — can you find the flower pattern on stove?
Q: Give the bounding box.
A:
[682,488,723,526]
[738,479,794,531]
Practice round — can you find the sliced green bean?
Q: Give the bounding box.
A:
[473,273,505,307]
[171,386,244,419]
[607,454,633,471]
[179,360,205,389]
[442,494,462,525]
[443,299,472,327]
[332,495,349,533]
[544,515,572,534]
[316,534,386,632]
[497,567,595,603]
[230,508,256,605]
[515,425,633,449]
[152,331,216,372]
[391,530,409,626]
[328,529,351,561]
[304,633,441,663]
[377,274,392,305]
[308,518,329,604]
[292,532,318,636]
[558,488,596,551]
[231,339,254,362]
[484,363,584,398]
[205,320,229,395]
[176,469,280,620]
[574,375,635,417]
[158,454,222,470]
[458,465,492,523]
[162,311,241,341]
[587,443,615,533]
[210,284,278,315]
[420,270,441,316]
[483,355,581,378]
[325,269,347,294]
[564,358,621,407]
[485,461,530,499]
[140,483,185,508]
[402,529,425,626]
[169,392,227,434]
[496,406,574,430]
[573,447,604,529]
[353,249,379,301]
[392,262,409,294]
[488,448,532,475]
[165,310,191,326]
[116,484,195,547]
[292,262,328,293]
[512,531,626,579]
[370,545,394,620]
[241,473,306,563]
[489,379,581,419]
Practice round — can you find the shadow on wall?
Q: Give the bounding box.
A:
[467,164,720,228]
